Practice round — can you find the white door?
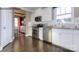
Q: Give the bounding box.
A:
[1,9,13,48]
[1,9,7,47]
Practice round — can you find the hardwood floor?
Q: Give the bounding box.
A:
[1,33,73,52]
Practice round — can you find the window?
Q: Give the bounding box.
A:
[55,7,72,20]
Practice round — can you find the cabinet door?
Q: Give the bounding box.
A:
[60,29,73,50]
[52,29,61,45]
[73,30,79,51]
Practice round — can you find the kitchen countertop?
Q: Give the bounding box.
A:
[44,25,79,30]
[32,24,79,30]
[32,22,79,30]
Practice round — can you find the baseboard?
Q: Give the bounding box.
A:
[0,36,15,51]
[10,36,15,43]
[43,40,52,45]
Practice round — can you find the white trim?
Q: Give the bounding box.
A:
[72,7,75,19]
[10,36,15,42]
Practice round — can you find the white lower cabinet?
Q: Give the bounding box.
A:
[59,29,73,50]
[52,28,79,51]
[73,30,79,51]
[52,29,73,51]
[52,29,61,45]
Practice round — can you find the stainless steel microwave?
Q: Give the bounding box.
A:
[35,16,42,22]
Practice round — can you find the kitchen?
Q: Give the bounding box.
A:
[30,7,79,52]
[0,1,79,59]
[0,7,79,52]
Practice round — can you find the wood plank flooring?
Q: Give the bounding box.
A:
[1,33,73,52]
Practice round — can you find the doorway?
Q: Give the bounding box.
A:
[14,16,25,37]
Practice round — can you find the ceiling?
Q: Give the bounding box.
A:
[20,7,39,12]
[25,7,39,10]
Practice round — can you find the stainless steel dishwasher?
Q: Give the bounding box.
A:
[43,26,52,43]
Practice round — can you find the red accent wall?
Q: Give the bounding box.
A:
[18,16,20,32]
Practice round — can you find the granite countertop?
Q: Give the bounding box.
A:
[32,24,79,30]
[32,21,79,30]
[44,24,79,30]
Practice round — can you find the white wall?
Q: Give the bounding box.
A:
[31,7,79,22]
[73,7,79,18]
[26,7,54,37]
[31,7,53,22]
[70,7,79,23]
[25,12,32,36]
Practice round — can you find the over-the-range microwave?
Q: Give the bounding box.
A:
[35,16,42,22]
